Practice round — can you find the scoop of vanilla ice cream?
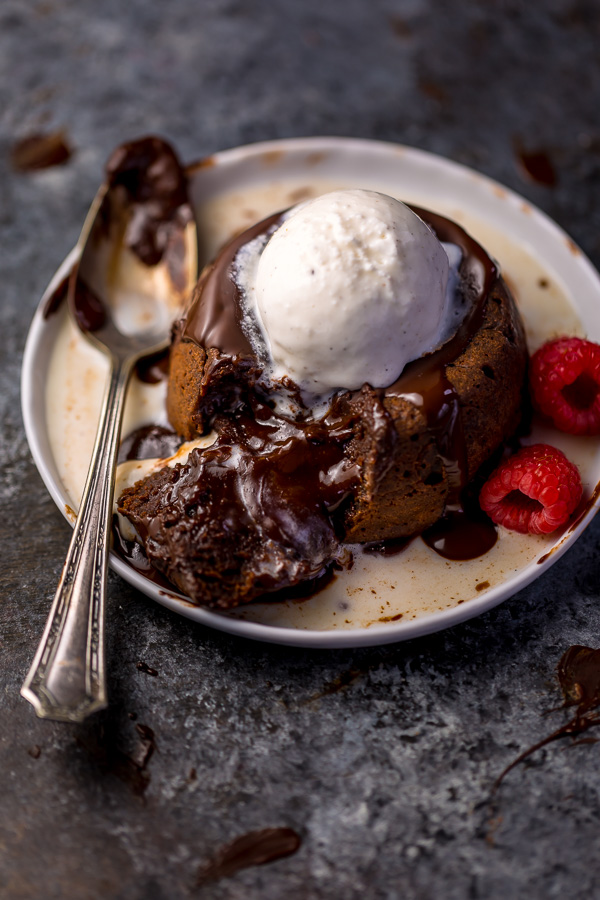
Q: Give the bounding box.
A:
[252,190,451,396]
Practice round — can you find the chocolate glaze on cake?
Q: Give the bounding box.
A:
[119,204,528,607]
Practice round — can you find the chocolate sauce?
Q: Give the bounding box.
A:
[136,660,158,677]
[118,424,181,464]
[43,271,105,328]
[42,272,70,319]
[105,136,192,267]
[118,398,359,606]
[11,131,72,171]
[516,145,558,187]
[495,645,600,790]
[112,520,178,590]
[135,347,170,384]
[183,211,282,356]
[69,137,193,340]
[70,278,106,333]
[196,827,301,884]
[363,537,410,557]
[422,509,497,560]
[75,719,156,797]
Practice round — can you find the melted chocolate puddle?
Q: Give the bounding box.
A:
[196,827,301,884]
[363,537,411,557]
[494,645,600,791]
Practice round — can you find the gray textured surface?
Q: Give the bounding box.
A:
[3,1,600,898]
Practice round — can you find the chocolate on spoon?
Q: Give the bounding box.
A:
[21,137,197,722]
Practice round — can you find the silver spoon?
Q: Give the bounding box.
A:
[21,138,197,722]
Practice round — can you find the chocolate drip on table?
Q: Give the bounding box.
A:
[494,645,600,791]
[196,827,301,884]
[181,204,499,563]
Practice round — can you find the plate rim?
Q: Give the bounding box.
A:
[21,135,600,648]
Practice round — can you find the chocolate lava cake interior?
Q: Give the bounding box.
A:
[118,205,528,607]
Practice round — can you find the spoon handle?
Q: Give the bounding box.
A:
[21,356,133,722]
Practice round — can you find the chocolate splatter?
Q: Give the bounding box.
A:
[389,15,412,38]
[27,745,41,759]
[495,645,600,790]
[309,668,364,701]
[196,827,301,885]
[70,277,106,332]
[136,660,159,677]
[76,720,156,797]
[11,131,72,171]
[132,724,156,770]
[515,144,557,187]
[42,272,70,319]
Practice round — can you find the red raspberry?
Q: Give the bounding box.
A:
[530,337,600,435]
[479,444,582,534]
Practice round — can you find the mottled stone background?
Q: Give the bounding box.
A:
[2,1,600,898]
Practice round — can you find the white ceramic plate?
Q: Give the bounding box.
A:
[22,137,600,647]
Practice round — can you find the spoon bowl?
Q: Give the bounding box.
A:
[21,137,197,722]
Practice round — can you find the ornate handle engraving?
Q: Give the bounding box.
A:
[21,357,133,722]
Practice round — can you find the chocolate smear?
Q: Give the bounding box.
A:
[76,720,156,797]
[70,277,106,332]
[136,660,158,677]
[118,424,181,464]
[132,724,156,770]
[494,645,600,791]
[105,135,192,267]
[42,272,70,319]
[11,131,72,171]
[135,347,170,384]
[196,827,301,885]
